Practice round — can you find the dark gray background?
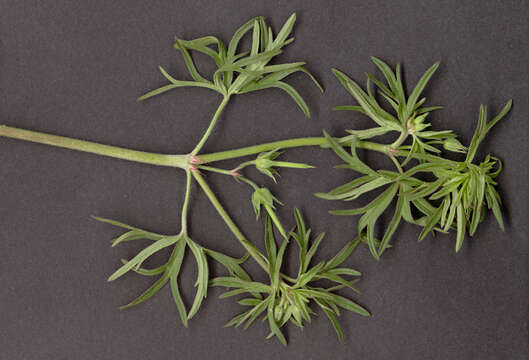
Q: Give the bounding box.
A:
[0,1,527,359]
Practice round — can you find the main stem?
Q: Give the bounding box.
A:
[191,170,269,271]
[1,125,456,169]
[0,125,188,168]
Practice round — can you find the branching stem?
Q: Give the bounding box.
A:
[1,124,457,171]
[1,125,458,172]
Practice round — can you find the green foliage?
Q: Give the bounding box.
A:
[320,58,511,257]
[138,13,322,117]
[1,13,511,348]
[89,14,369,345]
[211,211,369,345]
[94,217,213,325]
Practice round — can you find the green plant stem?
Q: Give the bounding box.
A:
[1,126,457,172]
[198,136,462,167]
[390,130,408,148]
[191,170,269,271]
[269,161,313,169]
[197,165,236,176]
[198,137,327,163]
[180,170,192,234]
[389,155,403,173]
[0,125,188,168]
[198,137,390,163]
[191,95,231,156]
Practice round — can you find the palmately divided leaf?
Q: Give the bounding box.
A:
[417,205,443,242]
[267,300,287,346]
[378,192,404,256]
[169,237,188,326]
[119,235,187,310]
[119,272,170,310]
[406,61,440,116]
[316,299,344,341]
[332,68,401,130]
[323,131,378,176]
[108,236,179,282]
[212,209,368,344]
[325,238,361,271]
[187,238,209,320]
[204,248,251,281]
[360,183,399,259]
[120,259,166,276]
[455,203,466,252]
[141,12,319,116]
[174,37,210,83]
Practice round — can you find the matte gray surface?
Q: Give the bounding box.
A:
[0,1,528,359]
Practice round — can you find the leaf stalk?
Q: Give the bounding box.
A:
[191,169,269,271]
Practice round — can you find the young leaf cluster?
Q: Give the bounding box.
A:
[234,148,314,182]
[319,58,511,258]
[211,210,369,344]
[138,13,322,117]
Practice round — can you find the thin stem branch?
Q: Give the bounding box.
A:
[180,170,192,234]
[198,135,459,166]
[197,137,392,163]
[197,165,236,176]
[0,125,188,168]
[389,155,403,173]
[191,170,269,271]
[198,137,327,163]
[390,130,408,148]
[198,136,390,163]
[191,95,230,156]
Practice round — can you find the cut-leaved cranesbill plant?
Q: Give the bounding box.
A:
[315,58,511,259]
[0,14,368,345]
[0,14,511,345]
